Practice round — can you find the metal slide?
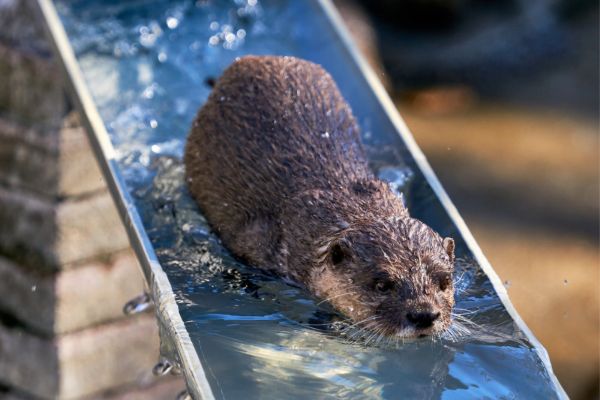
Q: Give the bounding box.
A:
[35,0,567,398]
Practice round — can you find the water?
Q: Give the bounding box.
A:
[55,0,562,398]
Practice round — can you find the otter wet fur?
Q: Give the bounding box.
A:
[184,55,455,339]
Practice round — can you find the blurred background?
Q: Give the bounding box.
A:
[334,0,599,398]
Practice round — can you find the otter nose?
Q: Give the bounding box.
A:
[406,311,440,329]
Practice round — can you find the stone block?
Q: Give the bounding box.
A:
[59,124,106,197]
[0,187,130,269]
[0,376,183,400]
[0,116,105,197]
[0,0,50,55]
[0,314,164,399]
[0,119,58,197]
[0,43,66,130]
[0,251,145,335]
[97,378,184,400]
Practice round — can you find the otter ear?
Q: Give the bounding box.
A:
[443,237,455,262]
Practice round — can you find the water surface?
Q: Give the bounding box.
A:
[55,0,562,398]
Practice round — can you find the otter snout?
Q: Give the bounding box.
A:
[406,310,440,329]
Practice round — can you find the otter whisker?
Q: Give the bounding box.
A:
[452,314,485,331]
[339,316,379,342]
[346,318,380,344]
[452,307,478,316]
[443,312,518,343]
[375,327,387,347]
[363,330,377,346]
[343,315,378,329]
[364,322,387,346]
[315,291,355,306]
[345,319,375,339]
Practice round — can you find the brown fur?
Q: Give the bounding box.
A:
[184,56,455,338]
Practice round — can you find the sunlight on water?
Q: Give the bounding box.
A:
[56,0,561,398]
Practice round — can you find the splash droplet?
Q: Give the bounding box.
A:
[166,17,179,29]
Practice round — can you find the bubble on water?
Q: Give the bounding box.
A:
[237,29,246,39]
[139,21,162,47]
[113,40,137,57]
[225,32,236,43]
[157,52,168,62]
[175,99,188,115]
[142,83,158,99]
[209,35,219,46]
[138,63,153,85]
[190,40,202,51]
[150,119,158,128]
[209,21,219,31]
[166,17,180,29]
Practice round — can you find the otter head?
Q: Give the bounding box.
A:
[310,217,455,339]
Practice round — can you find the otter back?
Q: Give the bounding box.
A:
[184,56,372,262]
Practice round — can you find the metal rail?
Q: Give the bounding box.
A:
[34,0,214,398]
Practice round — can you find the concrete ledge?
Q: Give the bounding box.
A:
[59,124,106,197]
[0,43,65,129]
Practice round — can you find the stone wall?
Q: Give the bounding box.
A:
[0,1,182,398]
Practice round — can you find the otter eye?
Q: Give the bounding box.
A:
[438,273,452,291]
[330,243,346,265]
[375,280,393,293]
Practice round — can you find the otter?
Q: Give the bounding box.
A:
[184,56,455,338]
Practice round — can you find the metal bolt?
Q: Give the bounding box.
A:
[176,390,192,400]
[170,363,182,376]
[152,359,173,376]
[123,293,152,315]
